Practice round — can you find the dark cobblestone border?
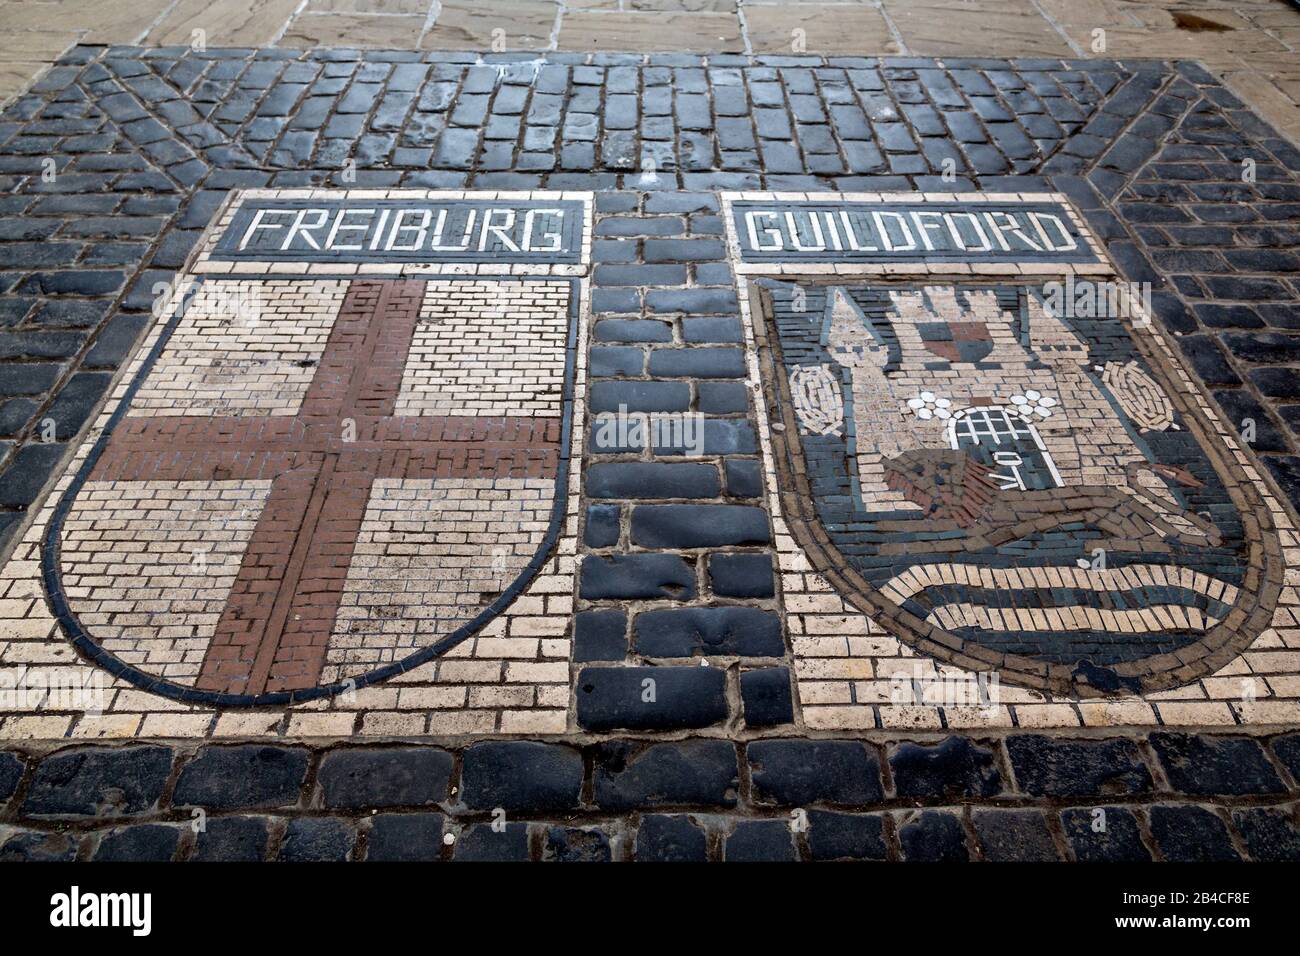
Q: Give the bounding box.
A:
[1,732,1298,861]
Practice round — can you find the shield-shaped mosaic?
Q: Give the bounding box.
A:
[40,190,591,707]
[725,192,1287,700]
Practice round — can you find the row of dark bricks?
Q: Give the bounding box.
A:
[2,732,1298,861]
[0,54,195,546]
[6,799,1296,862]
[0,50,1147,204]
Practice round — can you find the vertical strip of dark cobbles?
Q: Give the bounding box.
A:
[577,190,790,732]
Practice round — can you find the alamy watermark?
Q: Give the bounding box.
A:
[50,887,151,936]
[591,404,705,456]
[890,664,1001,712]
[0,667,107,716]
[1040,277,1152,324]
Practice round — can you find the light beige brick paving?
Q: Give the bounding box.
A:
[396,280,570,417]
[325,475,558,678]
[0,190,592,741]
[130,280,347,418]
[60,480,272,684]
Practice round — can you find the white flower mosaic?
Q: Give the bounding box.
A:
[1008,390,1057,419]
[907,391,952,421]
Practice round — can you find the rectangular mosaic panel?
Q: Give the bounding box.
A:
[212,197,587,265]
[730,198,1096,264]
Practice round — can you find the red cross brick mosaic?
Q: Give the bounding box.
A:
[58,276,570,700]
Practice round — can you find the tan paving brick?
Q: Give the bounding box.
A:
[286,711,358,735]
[280,13,430,48]
[557,11,744,51]
[145,0,305,46]
[745,4,901,54]
[306,0,434,12]
[420,0,557,50]
[881,0,1077,56]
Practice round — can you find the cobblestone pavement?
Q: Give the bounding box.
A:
[1,733,1299,860]
[3,1,1299,142]
[1,41,1300,860]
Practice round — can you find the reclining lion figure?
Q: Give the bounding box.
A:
[880,448,1222,555]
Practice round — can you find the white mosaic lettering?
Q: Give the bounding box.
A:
[523,208,563,252]
[479,208,520,252]
[368,208,391,250]
[385,208,430,252]
[838,210,878,252]
[981,211,1017,252]
[910,211,947,252]
[873,211,916,252]
[746,211,783,251]
[281,208,327,251]
[785,210,826,252]
[946,211,992,252]
[238,207,292,250]
[324,207,375,251]
[431,208,476,251]
[1029,212,1078,252]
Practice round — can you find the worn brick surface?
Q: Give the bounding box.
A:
[593,739,739,811]
[1059,806,1153,863]
[1006,737,1154,798]
[1146,805,1241,862]
[576,665,728,731]
[805,809,889,862]
[22,745,173,818]
[92,823,181,862]
[317,747,453,810]
[460,741,583,814]
[896,809,969,862]
[724,819,796,862]
[749,739,883,806]
[889,737,1003,801]
[635,814,708,863]
[453,822,531,862]
[365,812,446,862]
[972,809,1059,862]
[1149,733,1286,797]
[0,752,22,804]
[192,815,269,862]
[278,817,355,863]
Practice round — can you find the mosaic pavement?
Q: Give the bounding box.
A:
[728,191,1295,728]
[1,45,1299,861]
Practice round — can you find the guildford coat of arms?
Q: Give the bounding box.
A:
[755,278,1282,697]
